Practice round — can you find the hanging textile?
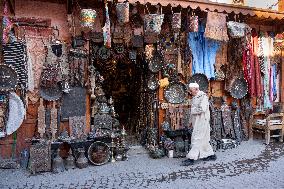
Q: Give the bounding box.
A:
[209,98,222,141]
[260,33,272,109]
[272,64,277,101]
[3,41,28,90]
[23,27,52,92]
[258,32,266,74]
[224,38,243,91]
[204,38,220,79]
[38,98,46,138]
[103,3,111,48]
[215,43,227,80]
[2,0,15,44]
[231,102,243,144]
[188,22,220,79]
[242,39,255,97]
[221,102,235,138]
[251,29,262,98]
[204,12,228,42]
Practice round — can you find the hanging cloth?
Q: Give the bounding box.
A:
[2,0,14,44]
[251,29,262,98]
[188,32,205,75]
[38,98,46,138]
[261,33,272,109]
[215,43,227,80]
[103,3,111,48]
[188,22,220,79]
[204,38,220,79]
[242,40,255,97]
[3,41,28,90]
[272,64,277,101]
[204,12,228,42]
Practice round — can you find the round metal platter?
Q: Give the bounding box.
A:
[148,52,163,73]
[229,77,248,99]
[164,82,187,104]
[188,73,209,92]
[98,46,111,60]
[39,84,63,101]
[0,65,18,91]
[88,141,110,166]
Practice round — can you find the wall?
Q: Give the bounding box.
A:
[0,0,70,159]
[15,0,69,41]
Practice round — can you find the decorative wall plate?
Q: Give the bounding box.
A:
[164,82,187,104]
[88,141,110,166]
[98,46,111,60]
[0,65,18,91]
[6,92,25,135]
[229,77,248,99]
[39,84,63,101]
[148,52,163,73]
[188,73,209,92]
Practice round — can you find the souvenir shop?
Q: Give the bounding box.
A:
[0,0,284,172]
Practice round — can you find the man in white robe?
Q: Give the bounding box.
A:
[181,83,216,166]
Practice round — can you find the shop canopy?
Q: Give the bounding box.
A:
[118,0,284,21]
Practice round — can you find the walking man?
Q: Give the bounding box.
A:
[181,83,216,166]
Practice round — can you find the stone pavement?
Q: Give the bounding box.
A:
[1,140,284,189]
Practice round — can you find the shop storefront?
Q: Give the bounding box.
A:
[0,0,284,172]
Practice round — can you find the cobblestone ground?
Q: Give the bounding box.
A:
[1,140,284,189]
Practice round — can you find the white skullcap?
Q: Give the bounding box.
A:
[188,82,199,88]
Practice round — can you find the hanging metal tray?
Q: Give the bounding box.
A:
[164,82,187,104]
[188,73,209,92]
[87,141,110,166]
[229,77,248,99]
[39,84,63,101]
[148,52,163,73]
[0,64,18,91]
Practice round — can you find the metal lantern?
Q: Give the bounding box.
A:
[80,9,97,28]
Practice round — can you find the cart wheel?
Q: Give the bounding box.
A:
[87,141,110,166]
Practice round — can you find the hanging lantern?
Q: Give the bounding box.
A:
[116,2,129,24]
[80,9,97,28]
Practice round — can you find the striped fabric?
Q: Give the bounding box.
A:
[257,34,265,74]
[3,41,28,90]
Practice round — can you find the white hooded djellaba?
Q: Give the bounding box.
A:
[187,90,214,160]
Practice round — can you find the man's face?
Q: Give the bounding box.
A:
[189,87,199,96]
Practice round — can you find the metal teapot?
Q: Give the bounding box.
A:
[65,149,76,170]
[52,148,65,173]
[76,148,88,169]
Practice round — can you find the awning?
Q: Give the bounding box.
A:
[119,0,284,20]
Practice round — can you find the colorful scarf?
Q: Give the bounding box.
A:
[251,30,262,98]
